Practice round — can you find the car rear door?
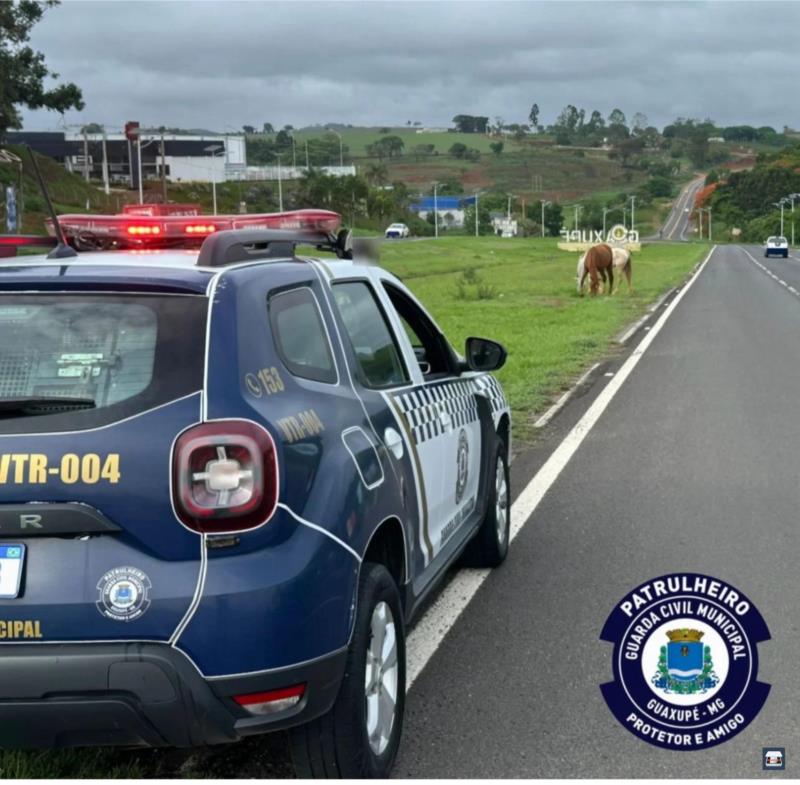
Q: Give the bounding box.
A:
[0,290,207,643]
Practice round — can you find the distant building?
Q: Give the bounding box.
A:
[410,195,476,228]
[5,130,246,188]
[489,211,518,237]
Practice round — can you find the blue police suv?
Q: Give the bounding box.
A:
[0,209,511,777]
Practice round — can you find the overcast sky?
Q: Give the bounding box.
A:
[19,1,800,134]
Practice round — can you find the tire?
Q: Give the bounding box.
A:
[461,439,510,568]
[290,563,406,778]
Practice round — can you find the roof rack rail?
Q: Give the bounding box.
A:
[196,227,353,268]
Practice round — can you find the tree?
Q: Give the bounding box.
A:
[529,103,540,129]
[449,142,468,159]
[608,108,627,127]
[490,141,504,156]
[0,0,84,138]
[242,125,256,134]
[262,122,274,134]
[364,162,389,186]
[464,202,492,235]
[543,202,564,237]
[631,112,648,134]
[81,122,104,134]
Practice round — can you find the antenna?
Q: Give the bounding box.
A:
[24,145,77,259]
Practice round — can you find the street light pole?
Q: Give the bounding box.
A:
[205,144,224,215]
[574,204,581,232]
[698,209,703,240]
[137,138,144,204]
[433,182,439,239]
[474,192,480,237]
[326,128,343,167]
[630,195,636,234]
[602,207,609,237]
[540,199,550,238]
[707,207,712,242]
[276,153,284,212]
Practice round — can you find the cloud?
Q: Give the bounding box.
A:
[20,1,800,132]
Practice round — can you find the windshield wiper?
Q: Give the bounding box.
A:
[0,396,96,417]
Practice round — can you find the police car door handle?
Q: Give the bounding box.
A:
[384,428,404,460]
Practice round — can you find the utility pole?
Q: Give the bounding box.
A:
[292,136,297,168]
[160,131,167,203]
[276,153,284,211]
[205,144,223,215]
[630,195,636,234]
[474,192,480,237]
[698,209,703,240]
[305,140,310,169]
[507,195,512,220]
[83,131,89,182]
[574,204,581,232]
[101,131,110,196]
[433,182,439,239]
[602,207,609,237]
[540,199,550,238]
[707,207,712,242]
[137,138,144,205]
[127,139,134,189]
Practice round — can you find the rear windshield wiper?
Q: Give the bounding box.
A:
[0,396,96,417]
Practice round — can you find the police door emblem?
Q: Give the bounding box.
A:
[455,429,469,504]
[97,566,152,622]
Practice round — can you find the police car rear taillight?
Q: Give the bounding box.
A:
[173,421,278,534]
[233,684,305,715]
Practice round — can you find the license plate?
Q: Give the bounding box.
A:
[0,544,25,599]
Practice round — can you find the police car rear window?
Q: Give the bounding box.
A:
[0,294,206,434]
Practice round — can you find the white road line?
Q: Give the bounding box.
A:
[406,246,718,689]
[533,363,600,429]
[742,247,800,302]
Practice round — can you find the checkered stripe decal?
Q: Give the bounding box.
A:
[473,373,507,413]
[393,376,505,445]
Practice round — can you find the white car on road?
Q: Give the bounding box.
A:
[765,236,789,258]
[385,222,410,239]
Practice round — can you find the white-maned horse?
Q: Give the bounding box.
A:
[576,246,632,295]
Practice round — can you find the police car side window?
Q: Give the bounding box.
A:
[331,281,409,389]
[382,283,454,378]
[268,287,337,384]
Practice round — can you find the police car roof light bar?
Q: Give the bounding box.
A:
[24,145,77,260]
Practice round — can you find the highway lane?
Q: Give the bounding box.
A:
[658,176,705,240]
[395,243,800,777]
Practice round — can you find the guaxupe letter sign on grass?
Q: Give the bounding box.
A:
[560,224,640,244]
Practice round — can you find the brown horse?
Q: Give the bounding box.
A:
[578,243,614,296]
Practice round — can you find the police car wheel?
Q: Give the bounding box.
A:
[290,562,406,778]
[461,439,510,568]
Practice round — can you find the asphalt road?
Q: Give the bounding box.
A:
[658,176,705,240]
[394,244,800,777]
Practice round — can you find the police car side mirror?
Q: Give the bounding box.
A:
[465,337,507,372]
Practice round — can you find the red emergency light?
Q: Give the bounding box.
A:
[44,209,342,249]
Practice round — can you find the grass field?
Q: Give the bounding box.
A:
[378,237,708,441]
[0,235,707,778]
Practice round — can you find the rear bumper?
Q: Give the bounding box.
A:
[0,642,346,749]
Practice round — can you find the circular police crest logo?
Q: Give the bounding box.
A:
[600,572,770,750]
[455,429,469,504]
[96,566,152,622]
